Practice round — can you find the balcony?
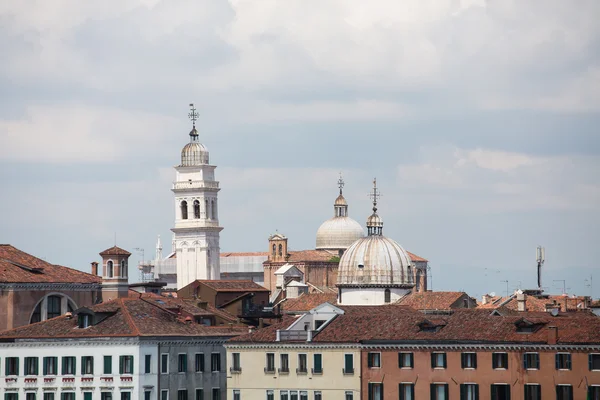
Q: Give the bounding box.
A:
[24,377,37,384]
[278,367,289,374]
[296,368,308,375]
[229,367,242,374]
[276,330,316,342]
[44,377,56,384]
[81,377,94,383]
[264,367,276,374]
[5,377,17,384]
[343,368,354,375]
[311,368,323,375]
[172,181,220,191]
[100,377,114,385]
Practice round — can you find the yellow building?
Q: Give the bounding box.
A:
[225,303,361,400]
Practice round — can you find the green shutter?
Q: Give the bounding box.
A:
[119,356,124,374]
[34,358,39,375]
[130,356,134,374]
[84,393,92,400]
[314,354,322,372]
[43,358,47,376]
[104,356,112,374]
[430,384,435,400]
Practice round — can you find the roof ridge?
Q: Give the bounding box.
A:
[119,298,142,336]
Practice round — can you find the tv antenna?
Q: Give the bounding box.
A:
[536,246,545,290]
[501,280,509,298]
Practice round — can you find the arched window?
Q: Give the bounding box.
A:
[107,260,114,278]
[47,295,62,319]
[278,244,283,257]
[272,244,276,256]
[407,265,413,283]
[194,200,200,219]
[31,302,42,323]
[121,260,127,278]
[205,199,210,220]
[211,200,217,220]
[384,289,391,303]
[181,201,188,220]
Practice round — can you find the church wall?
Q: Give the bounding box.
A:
[339,287,411,306]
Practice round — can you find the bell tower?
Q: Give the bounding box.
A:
[172,104,223,289]
[268,232,288,263]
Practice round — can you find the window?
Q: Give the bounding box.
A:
[523,353,540,370]
[62,356,75,375]
[178,354,188,373]
[178,390,188,400]
[431,353,447,369]
[211,200,217,220]
[278,244,283,256]
[24,357,39,375]
[81,356,94,375]
[299,392,307,400]
[6,357,19,375]
[47,295,62,319]
[460,384,479,400]
[144,392,151,400]
[524,384,541,400]
[345,392,353,400]
[431,384,449,400]
[104,356,112,374]
[26,394,36,400]
[231,353,241,372]
[280,391,289,400]
[279,354,289,373]
[44,394,55,400]
[120,259,127,278]
[265,353,275,373]
[398,353,414,368]
[267,391,274,400]
[233,391,240,400]
[145,354,152,374]
[160,354,169,374]
[61,394,75,400]
[290,392,298,400]
[344,354,354,374]
[297,354,308,373]
[5,395,18,400]
[461,353,477,369]
[194,200,201,219]
[84,394,92,400]
[210,353,220,372]
[181,201,188,219]
[313,392,321,400]
[368,383,383,400]
[556,353,571,370]
[121,393,131,400]
[492,352,508,369]
[272,244,276,257]
[556,385,573,400]
[399,383,415,400]
[107,260,114,278]
[212,389,220,400]
[590,354,600,370]
[367,352,381,368]
[491,384,511,400]
[101,393,113,400]
[589,386,600,400]
[43,357,58,375]
[161,391,168,400]
[195,353,204,372]
[384,289,391,303]
[119,355,134,374]
[195,390,203,400]
[312,354,322,374]
[31,302,42,323]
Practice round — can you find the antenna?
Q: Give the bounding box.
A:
[501,280,509,298]
[536,246,545,290]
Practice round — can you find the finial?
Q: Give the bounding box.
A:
[337,172,345,195]
[188,103,199,128]
[368,178,380,212]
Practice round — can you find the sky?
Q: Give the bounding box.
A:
[1,0,599,301]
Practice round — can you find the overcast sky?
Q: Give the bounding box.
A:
[1,0,599,300]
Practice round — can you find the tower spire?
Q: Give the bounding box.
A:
[188,103,199,141]
[366,178,383,236]
[369,178,380,213]
[337,172,345,195]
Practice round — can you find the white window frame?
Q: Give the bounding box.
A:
[297,353,308,374]
[368,352,382,369]
[556,352,571,370]
[590,353,600,371]
[492,352,508,370]
[160,391,169,400]
[524,352,540,370]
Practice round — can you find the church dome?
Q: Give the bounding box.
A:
[334,194,347,206]
[181,127,209,166]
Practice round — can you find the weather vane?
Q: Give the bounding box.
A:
[337,172,345,194]
[369,178,381,210]
[188,103,199,128]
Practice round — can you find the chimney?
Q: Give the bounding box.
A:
[259,318,264,329]
[516,290,526,312]
[248,326,255,334]
[91,262,98,276]
[482,294,490,305]
[548,326,558,345]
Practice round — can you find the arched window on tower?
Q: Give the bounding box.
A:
[181,201,188,220]
[47,295,62,319]
[120,260,127,278]
[278,244,283,257]
[272,244,276,257]
[205,199,210,220]
[384,289,391,303]
[211,200,216,220]
[407,265,413,283]
[194,200,200,219]
[107,261,114,278]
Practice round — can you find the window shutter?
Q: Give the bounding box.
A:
[473,354,477,369]
[590,354,593,371]
[555,386,559,400]
[368,383,373,400]
[119,356,124,374]
[506,386,511,400]
[81,358,85,375]
[444,384,449,399]
[43,358,47,376]
[475,384,480,400]
[430,353,435,368]
[183,354,188,372]
[368,354,372,368]
[461,354,465,368]
[399,384,404,400]
[460,384,465,399]
[409,353,414,368]
[73,358,76,375]
[523,354,527,370]
[535,355,539,370]
[398,353,402,368]
[410,385,414,400]
[491,386,497,400]
[555,354,559,370]
[430,384,435,400]
[4,358,7,375]
[62,357,66,375]
[130,357,134,374]
[16,358,19,375]
[567,355,571,370]
[34,358,39,375]
[443,353,447,368]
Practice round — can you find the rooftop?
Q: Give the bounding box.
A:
[396,291,471,310]
[283,293,338,313]
[199,280,269,292]
[99,246,131,256]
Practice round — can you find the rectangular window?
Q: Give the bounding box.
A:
[104,356,112,374]
[62,356,76,375]
[26,394,36,400]
[195,390,203,400]
[430,384,449,400]
[44,394,55,400]
[398,352,414,368]
[367,352,381,368]
[231,353,241,372]
[195,353,204,373]
[5,357,19,376]
[178,354,188,373]
[61,394,75,400]
[280,391,288,400]
[101,393,113,400]
[290,391,298,400]
[589,386,600,400]
[313,392,321,400]
[491,384,511,400]
[368,383,383,400]
[43,357,58,375]
[523,353,540,370]
[461,353,477,369]
[210,353,221,372]
[266,391,274,400]
[161,391,168,400]
[279,354,289,373]
[81,356,94,375]
[120,393,131,400]
[297,354,308,373]
[431,353,447,369]
[84,393,92,400]
[399,383,415,400]
[144,392,151,400]
[145,354,152,374]
[344,354,354,374]
[460,384,479,400]
[524,384,541,400]
[556,385,573,400]
[345,392,353,400]
[233,391,240,400]
[212,389,220,400]
[590,354,600,371]
[299,392,307,400]
[178,390,188,400]
[119,356,134,374]
[312,354,323,374]
[160,354,169,374]
[265,353,275,373]
[492,353,508,369]
[5,394,18,400]
[556,353,571,370]
[24,357,39,375]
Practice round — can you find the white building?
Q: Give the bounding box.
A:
[172,105,223,289]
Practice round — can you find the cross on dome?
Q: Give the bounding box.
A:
[188,103,199,128]
[368,178,381,212]
[337,173,345,195]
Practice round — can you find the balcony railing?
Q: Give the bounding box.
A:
[343,368,354,375]
[230,367,242,374]
[311,368,323,375]
[296,367,308,375]
[264,367,276,374]
[277,330,316,342]
[172,181,220,190]
[278,367,289,374]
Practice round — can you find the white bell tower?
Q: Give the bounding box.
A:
[172,104,223,289]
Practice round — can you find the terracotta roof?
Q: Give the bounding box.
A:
[221,252,269,257]
[99,246,131,256]
[140,293,238,323]
[199,280,269,292]
[230,306,600,345]
[478,294,575,312]
[0,245,101,284]
[407,252,428,262]
[396,291,469,310]
[283,293,338,313]
[0,297,246,340]
[286,250,338,263]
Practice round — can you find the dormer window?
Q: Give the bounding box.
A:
[418,319,446,333]
[515,318,544,334]
[78,314,92,328]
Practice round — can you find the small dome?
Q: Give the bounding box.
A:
[334,194,348,206]
[366,212,383,228]
[316,217,364,250]
[181,142,209,166]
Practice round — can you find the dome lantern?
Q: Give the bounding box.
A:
[180,103,209,166]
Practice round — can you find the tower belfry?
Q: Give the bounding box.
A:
[171,104,223,289]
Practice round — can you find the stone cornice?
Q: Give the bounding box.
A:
[225,343,361,350]
[0,283,101,291]
[0,337,232,348]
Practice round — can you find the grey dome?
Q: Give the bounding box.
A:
[180,127,209,166]
[316,217,364,250]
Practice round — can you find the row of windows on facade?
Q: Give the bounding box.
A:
[180,200,217,220]
[162,389,221,400]
[4,393,134,400]
[365,351,600,371]
[105,260,128,278]
[236,353,328,375]
[1,353,224,377]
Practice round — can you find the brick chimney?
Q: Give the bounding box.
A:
[91,262,99,276]
[516,290,526,312]
[548,326,558,345]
